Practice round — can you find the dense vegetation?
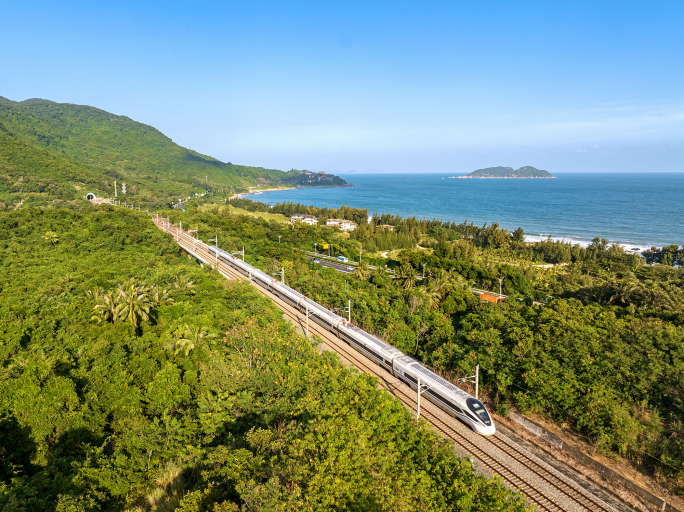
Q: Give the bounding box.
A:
[167,199,684,494]
[463,166,555,178]
[0,207,528,511]
[0,97,347,210]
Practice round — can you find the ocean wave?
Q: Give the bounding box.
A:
[523,234,655,253]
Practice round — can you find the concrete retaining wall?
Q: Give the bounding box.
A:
[509,412,677,512]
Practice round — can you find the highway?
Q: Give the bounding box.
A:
[306,255,355,274]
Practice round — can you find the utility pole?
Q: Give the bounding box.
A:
[314,242,318,255]
[333,300,351,323]
[359,249,362,265]
[458,364,480,399]
[278,235,281,244]
[188,228,198,253]
[498,277,503,298]
[114,180,117,197]
[417,376,421,419]
[422,262,426,279]
[231,247,244,261]
[209,235,218,264]
[416,376,428,419]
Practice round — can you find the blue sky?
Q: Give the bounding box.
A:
[3,1,684,173]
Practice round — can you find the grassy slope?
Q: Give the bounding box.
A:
[0,207,527,511]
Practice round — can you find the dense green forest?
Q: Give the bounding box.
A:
[0,207,529,511]
[0,97,347,210]
[164,198,684,494]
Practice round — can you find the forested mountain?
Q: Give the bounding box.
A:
[0,125,104,209]
[0,97,347,209]
[0,207,526,511]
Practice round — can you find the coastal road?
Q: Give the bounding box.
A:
[306,255,355,274]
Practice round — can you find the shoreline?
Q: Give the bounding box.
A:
[230,186,297,200]
[248,186,668,253]
[233,184,352,201]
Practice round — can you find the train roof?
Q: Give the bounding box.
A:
[303,297,345,322]
[349,326,402,357]
[273,281,306,301]
[395,356,472,401]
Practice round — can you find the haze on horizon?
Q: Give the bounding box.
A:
[3,1,684,174]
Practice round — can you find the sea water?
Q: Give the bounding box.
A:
[253,173,683,250]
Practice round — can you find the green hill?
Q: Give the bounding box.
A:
[0,97,347,209]
[462,166,556,178]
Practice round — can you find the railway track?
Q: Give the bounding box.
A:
[265,291,613,512]
[157,219,617,512]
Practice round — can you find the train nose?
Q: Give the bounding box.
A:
[477,424,496,436]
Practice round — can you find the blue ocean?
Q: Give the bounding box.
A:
[253,173,683,250]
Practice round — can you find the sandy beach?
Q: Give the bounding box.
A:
[229,186,296,200]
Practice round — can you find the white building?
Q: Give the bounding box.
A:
[290,213,318,225]
[326,218,358,231]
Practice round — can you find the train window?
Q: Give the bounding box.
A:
[427,390,463,414]
[466,398,492,425]
[404,373,417,384]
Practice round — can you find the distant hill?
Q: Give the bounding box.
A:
[458,166,556,178]
[0,96,347,209]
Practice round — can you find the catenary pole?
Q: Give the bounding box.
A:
[417,376,421,419]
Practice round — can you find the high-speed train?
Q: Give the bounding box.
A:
[208,245,495,435]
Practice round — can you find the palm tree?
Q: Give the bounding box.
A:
[85,286,104,301]
[397,263,417,289]
[42,231,59,246]
[606,278,640,306]
[116,279,152,327]
[175,324,217,356]
[91,289,121,324]
[149,285,175,306]
[353,262,369,281]
[174,275,196,294]
[425,269,451,308]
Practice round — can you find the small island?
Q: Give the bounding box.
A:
[451,166,556,179]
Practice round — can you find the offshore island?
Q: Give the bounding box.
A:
[450,165,556,178]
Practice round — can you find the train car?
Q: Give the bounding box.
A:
[206,245,496,436]
[393,355,495,435]
[337,324,403,373]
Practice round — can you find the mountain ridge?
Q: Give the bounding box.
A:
[0,96,347,209]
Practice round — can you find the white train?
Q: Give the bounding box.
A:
[208,246,495,435]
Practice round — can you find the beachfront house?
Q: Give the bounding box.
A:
[290,213,318,226]
[326,218,358,231]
